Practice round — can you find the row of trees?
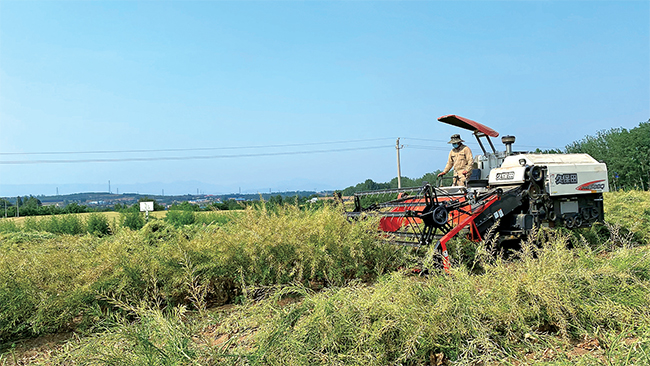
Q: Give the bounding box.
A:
[0,195,249,219]
[166,200,243,212]
[165,195,323,211]
[0,196,97,218]
[340,172,443,196]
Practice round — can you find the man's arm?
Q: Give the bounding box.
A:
[440,151,454,175]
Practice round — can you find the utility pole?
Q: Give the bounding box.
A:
[396,138,404,188]
[16,196,19,218]
[108,180,111,194]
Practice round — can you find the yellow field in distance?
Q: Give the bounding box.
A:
[0,210,225,225]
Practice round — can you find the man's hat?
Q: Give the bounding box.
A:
[448,134,464,144]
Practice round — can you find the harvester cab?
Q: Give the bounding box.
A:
[345,114,609,273]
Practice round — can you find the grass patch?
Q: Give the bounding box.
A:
[604,190,650,242]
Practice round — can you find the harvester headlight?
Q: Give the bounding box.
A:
[519,159,527,166]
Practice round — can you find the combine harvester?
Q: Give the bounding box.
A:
[346,115,609,272]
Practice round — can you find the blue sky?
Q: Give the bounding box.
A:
[0,1,648,196]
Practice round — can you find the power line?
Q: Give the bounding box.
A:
[0,145,391,165]
[0,137,394,156]
[0,136,561,158]
[402,137,561,150]
[402,137,449,143]
[406,145,454,151]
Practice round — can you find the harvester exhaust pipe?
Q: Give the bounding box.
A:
[502,135,516,155]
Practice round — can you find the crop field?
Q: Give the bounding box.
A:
[1,210,220,226]
[0,191,649,365]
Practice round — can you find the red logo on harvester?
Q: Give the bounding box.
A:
[576,180,606,191]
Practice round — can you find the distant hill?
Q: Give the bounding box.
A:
[6,190,333,209]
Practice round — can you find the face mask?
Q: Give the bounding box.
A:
[452,143,460,149]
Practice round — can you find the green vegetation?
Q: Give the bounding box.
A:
[341,172,443,196]
[165,209,197,226]
[603,190,650,242]
[0,212,148,237]
[0,196,98,218]
[0,191,648,365]
[85,213,111,237]
[3,214,95,236]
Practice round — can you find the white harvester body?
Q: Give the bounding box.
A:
[488,153,609,197]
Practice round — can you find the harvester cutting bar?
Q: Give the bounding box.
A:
[346,211,425,218]
[360,211,425,218]
[389,231,445,240]
[392,239,444,248]
[380,202,426,208]
[373,197,428,209]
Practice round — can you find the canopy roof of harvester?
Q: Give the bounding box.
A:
[438,115,499,137]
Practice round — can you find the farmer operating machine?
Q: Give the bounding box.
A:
[346,115,609,271]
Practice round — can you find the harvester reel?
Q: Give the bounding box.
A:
[346,184,457,248]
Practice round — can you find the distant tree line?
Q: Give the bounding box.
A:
[167,199,243,212]
[340,172,444,196]
[0,193,316,220]
[0,196,101,218]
